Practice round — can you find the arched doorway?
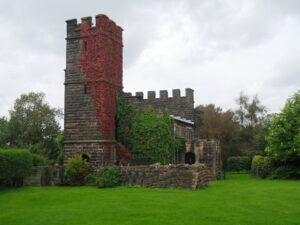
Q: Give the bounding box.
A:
[81,154,90,162]
[185,152,195,165]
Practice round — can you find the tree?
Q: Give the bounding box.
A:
[0,117,8,147]
[5,92,62,159]
[194,104,240,165]
[234,92,267,128]
[234,93,269,153]
[266,90,300,164]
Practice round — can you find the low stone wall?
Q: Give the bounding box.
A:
[24,166,64,186]
[120,164,209,189]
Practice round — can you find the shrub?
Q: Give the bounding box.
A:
[251,155,273,178]
[0,149,33,187]
[96,166,120,188]
[271,166,300,179]
[31,153,51,166]
[65,155,91,186]
[84,174,97,186]
[227,156,251,172]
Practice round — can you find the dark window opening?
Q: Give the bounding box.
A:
[84,85,88,94]
[185,152,195,165]
[82,154,90,162]
[84,41,88,51]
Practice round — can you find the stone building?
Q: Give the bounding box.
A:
[64,15,123,166]
[64,14,222,179]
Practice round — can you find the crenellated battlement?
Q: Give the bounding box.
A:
[66,14,123,44]
[124,88,194,101]
[123,88,194,121]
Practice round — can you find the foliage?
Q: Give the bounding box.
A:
[0,117,9,147]
[96,166,120,188]
[3,92,62,160]
[194,104,240,166]
[84,174,97,186]
[227,156,251,171]
[116,143,131,164]
[251,155,273,178]
[31,153,51,166]
[115,96,136,148]
[130,109,176,164]
[234,92,267,128]
[1,174,300,225]
[65,155,91,186]
[55,134,64,165]
[266,90,300,164]
[0,149,32,187]
[271,165,300,180]
[233,93,270,155]
[116,97,179,164]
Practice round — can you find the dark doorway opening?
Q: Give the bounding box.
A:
[81,154,90,162]
[185,152,195,165]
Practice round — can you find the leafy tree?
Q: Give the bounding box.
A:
[5,92,62,159]
[194,104,240,165]
[234,93,269,153]
[234,92,267,128]
[0,117,8,147]
[266,90,300,164]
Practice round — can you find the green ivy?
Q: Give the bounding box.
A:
[116,97,184,164]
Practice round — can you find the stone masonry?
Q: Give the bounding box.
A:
[124,88,194,121]
[120,164,209,189]
[64,15,123,167]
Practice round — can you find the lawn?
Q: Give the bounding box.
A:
[0,174,299,225]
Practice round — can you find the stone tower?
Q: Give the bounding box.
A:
[64,15,123,167]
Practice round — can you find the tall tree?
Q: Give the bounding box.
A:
[194,104,240,165]
[234,92,267,128]
[234,93,269,154]
[5,92,62,159]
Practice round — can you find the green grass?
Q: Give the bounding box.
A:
[0,174,299,225]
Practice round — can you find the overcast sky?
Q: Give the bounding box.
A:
[0,0,299,120]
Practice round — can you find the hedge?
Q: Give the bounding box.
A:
[227,156,251,172]
[251,155,273,178]
[0,149,33,187]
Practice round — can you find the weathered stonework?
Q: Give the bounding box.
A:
[64,15,123,166]
[120,164,209,189]
[124,88,194,121]
[24,166,64,186]
[194,139,222,180]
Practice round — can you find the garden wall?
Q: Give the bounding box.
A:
[120,164,209,189]
[23,166,64,186]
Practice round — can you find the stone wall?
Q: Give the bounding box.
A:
[120,164,209,189]
[124,88,194,121]
[24,166,64,186]
[194,139,222,180]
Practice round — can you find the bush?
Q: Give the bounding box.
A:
[227,156,251,172]
[65,155,91,186]
[271,166,300,179]
[251,155,273,178]
[84,174,97,186]
[0,149,33,187]
[96,166,120,188]
[31,153,51,166]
